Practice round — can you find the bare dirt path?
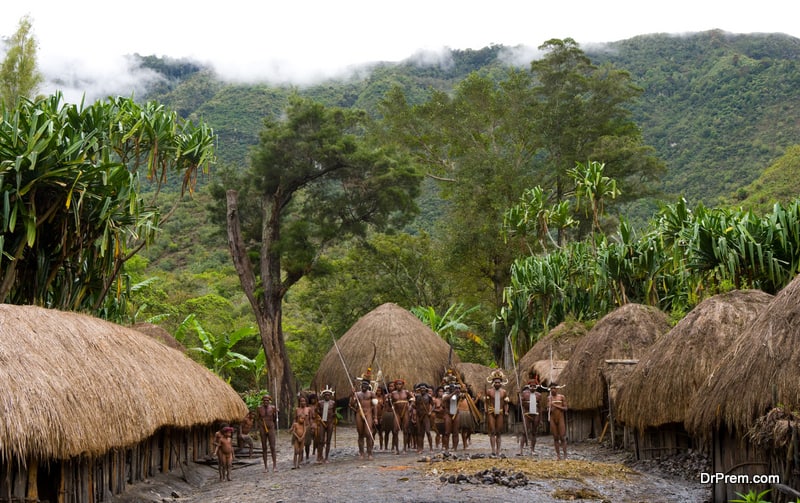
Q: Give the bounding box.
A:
[114,426,710,502]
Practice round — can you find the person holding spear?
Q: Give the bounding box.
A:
[351,370,378,460]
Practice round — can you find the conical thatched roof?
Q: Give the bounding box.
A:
[312,303,459,394]
[133,322,186,353]
[558,303,671,410]
[0,304,247,461]
[519,320,587,378]
[454,362,496,400]
[617,290,772,431]
[688,276,800,441]
[531,359,567,387]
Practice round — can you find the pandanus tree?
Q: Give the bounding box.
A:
[0,93,215,316]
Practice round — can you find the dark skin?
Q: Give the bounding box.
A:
[350,381,378,459]
[391,381,413,452]
[414,387,433,453]
[237,412,254,458]
[549,388,568,460]
[519,386,541,455]
[485,379,509,456]
[257,396,278,472]
[315,391,337,463]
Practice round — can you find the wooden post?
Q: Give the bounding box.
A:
[25,459,38,502]
[161,429,170,473]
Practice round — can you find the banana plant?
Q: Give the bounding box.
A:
[411,303,486,349]
[174,314,258,381]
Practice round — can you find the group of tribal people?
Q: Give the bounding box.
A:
[219,367,569,477]
[345,367,569,462]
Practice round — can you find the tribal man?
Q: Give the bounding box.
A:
[484,369,509,457]
[391,379,413,452]
[315,386,337,463]
[350,375,378,460]
[518,379,543,456]
[257,394,278,472]
[414,384,434,453]
[432,386,446,449]
[548,384,568,460]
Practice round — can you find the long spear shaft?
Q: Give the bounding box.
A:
[331,333,374,439]
[508,334,530,447]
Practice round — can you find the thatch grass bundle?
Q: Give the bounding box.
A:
[688,275,800,441]
[747,407,799,449]
[312,303,458,395]
[616,290,772,431]
[558,304,671,410]
[0,304,247,461]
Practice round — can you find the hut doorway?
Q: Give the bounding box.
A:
[37,461,61,503]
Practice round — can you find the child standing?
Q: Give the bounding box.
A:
[289,415,306,469]
[214,426,235,481]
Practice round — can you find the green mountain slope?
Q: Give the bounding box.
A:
[141,31,800,206]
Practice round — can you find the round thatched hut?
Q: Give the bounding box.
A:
[616,290,772,460]
[0,304,247,502]
[519,320,587,377]
[686,279,800,502]
[311,303,459,401]
[453,362,495,401]
[531,359,567,387]
[557,303,671,442]
[133,321,186,353]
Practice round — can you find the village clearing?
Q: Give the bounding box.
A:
[114,426,710,502]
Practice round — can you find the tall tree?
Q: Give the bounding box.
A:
[0,16,43,109]
[220,97,421,414]
[530,38,663,241]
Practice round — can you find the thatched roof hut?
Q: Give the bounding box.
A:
[531,359,567,387]
[453,362,496,400]
[617,290,773,432]
[312,303,459,396]
[559,303,671,411]
[0,304,247,463]
[688,277,800,441]
[133,322,186,353]
[519,320,587,377]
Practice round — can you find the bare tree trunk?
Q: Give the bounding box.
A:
[226,190,296,418]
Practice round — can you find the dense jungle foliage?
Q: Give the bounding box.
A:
[122,30,800,392]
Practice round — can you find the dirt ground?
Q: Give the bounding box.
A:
[113,426,711,503]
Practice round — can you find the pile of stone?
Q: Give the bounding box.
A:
[439,467,530,488]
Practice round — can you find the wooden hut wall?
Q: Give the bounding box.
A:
[633,424,694,461]
[567,409,602,442]
[0,425,212,503]
[710,425,770,503]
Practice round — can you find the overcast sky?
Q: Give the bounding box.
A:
[3,1,799,102]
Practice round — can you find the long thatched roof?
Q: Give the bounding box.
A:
[0,305,247,461]
[616,290,772,431]
[519,320,587,378]
[311,303,459,394]
[687,277,800,441]
[557,303,671,410]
